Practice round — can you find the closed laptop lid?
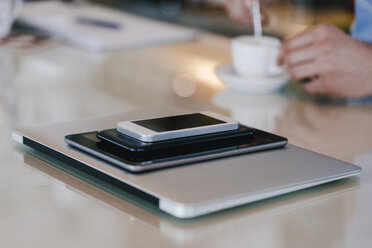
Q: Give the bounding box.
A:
[13,109,361,218]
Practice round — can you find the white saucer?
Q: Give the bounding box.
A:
[216,64,290,94]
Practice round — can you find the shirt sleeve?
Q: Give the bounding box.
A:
[352,0,372,43]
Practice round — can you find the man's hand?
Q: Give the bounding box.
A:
[281,23,372,98]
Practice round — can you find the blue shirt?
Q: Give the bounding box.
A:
[352,0,372,43]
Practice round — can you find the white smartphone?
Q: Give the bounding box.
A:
[116,111,239,142]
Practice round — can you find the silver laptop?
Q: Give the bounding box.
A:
[12,109,361,219]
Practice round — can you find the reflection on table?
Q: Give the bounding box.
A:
[10,148,359,247]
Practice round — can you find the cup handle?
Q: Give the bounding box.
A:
[267,49,286,76]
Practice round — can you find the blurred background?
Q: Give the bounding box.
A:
[2,0,356,125]
[23,0,355,37]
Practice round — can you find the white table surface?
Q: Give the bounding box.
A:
[1,31,372,248]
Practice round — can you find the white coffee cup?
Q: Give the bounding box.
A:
[232,36,284,77]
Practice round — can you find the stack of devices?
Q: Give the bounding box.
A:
[65,111,288,173]
[13,109,361,218]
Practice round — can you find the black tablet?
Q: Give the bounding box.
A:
[96,125,254,153]
[64,125,287,173]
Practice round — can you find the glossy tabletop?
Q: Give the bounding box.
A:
[1,29,372,247]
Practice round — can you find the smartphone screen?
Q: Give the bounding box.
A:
[132,113,225,132]
[117,111,239,142]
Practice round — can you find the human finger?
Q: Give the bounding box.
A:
[243,0,253,8]
[284,44,327,66]
[283,24,331,51]
[223,0,232,14]
[277,51,285,66]
[237,7,253,23]
[288,58,332,81]
[283,30,317,51]
[224,0,243,20]
[304,78,324,94]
